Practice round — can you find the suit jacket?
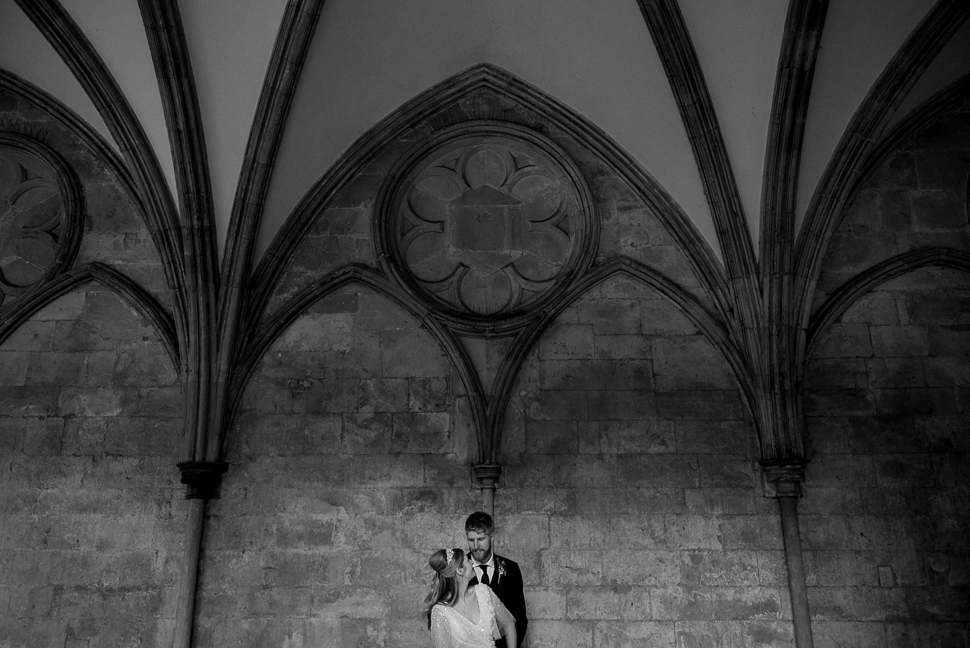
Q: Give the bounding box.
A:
[470,554,527,648]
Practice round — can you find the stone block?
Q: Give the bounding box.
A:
[278,313,353,353]
[606,516,666,549]
[32,292,86,320]
[205,516,278,552]
[922,357,970,387]
[2,320,54,351]
[677,620,793,647]
[650,586,714,620]
[653,337,734,391]
[841,291,899,324]
[239,414,306,457]
[328,172,381,209]
[708,586,784,620]
[345,454,425,488]
[866,357,926,388]
[640,299,698,335]
[539,324,595,360]
[804,389,876,416]
[123,386,182,418]
[593,334,652,359]
[541,548,603,586]
[391,412,449,453]
[877,190,914,231]
[928,324,970,357]
[275,517,336,551]
[873,387,956,415]
[552,455,616,488]
[716,515,782,550]
[656,391,743,420]
[873,454,934,487]
[900,291,970,326]
[523,619,594,648]
[615,454,698,488]
[697,456,756,489]
[804,359,869,390]
[342,413,393,453]
[813,323,873,359]
[382,329,449,378]
[61,417,108,456]
[310,206,370,239]
[757,551,789,587]
[407,377,450,412]
[540,360,608,391]
[327,343,383,382]
[684,488,759,516]
[308,378,359,413]
[581,419,675,454]
[111,350,176,386]
[21,417,64,456]
[527,419,579,454]
[870,325,930,357]
[885,622,969,648]
[675,420,747,454]
[806,454,875,488]
[576,299,641,335]
[526,587,567,619]
[808,586,906,621]
[528,390,588,421]
[0,351,29,386]
[811,550,880,587]
[302,414,342,454]
[912,190,967,230]
[358,378,408,413]
[586,391,655,421]
[56,387,124,417]
[614,487,687,516]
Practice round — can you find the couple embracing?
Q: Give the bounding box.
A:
[423,512,528,648]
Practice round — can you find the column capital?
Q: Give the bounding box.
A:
[472,463,502,487]
[761,462,806,498]
[177,461,228,500]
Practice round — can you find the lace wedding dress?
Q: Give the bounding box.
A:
[430,584,502,648]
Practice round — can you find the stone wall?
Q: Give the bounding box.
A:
[500,276,789,647]
[1,73,968,648]
[802,104,970,647]
[197,286,473,646]
[0,290,184,646]
[804,267,970,648]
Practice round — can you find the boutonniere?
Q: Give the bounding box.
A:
[497,560,507,581]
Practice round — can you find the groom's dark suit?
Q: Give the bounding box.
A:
[470,554,527,648]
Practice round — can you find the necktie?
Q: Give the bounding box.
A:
[480,565,490,586]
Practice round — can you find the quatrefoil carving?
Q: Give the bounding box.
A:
[384,126,594,321]
[0,133,79,306]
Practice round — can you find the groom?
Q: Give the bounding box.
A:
[465,511,528,648]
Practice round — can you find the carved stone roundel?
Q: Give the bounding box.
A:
[386,126,592,319]
[0,146,68,307]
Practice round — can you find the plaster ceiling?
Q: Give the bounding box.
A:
[1,0,968,266]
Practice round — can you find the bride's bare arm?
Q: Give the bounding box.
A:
[489,590,518,647]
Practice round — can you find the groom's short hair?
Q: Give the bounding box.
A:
[465,511,494,534]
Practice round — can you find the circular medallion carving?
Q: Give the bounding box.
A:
[0,138,79,308]
[379,124,595,324]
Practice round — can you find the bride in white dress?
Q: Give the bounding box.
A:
[423,548,518,648]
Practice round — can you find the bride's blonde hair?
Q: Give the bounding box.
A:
[423,547,465,629]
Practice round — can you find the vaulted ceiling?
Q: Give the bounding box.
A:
[1,0,968,268]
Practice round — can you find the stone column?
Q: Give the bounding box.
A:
[174,461,227,648]
[763,463,813,648]
[473,463,502,516]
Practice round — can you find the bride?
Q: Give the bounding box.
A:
[423,548,518,648]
